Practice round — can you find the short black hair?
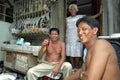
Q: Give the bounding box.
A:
[76,16,100,29]
[49,28,59,34]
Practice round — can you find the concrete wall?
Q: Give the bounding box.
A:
[0,21,13,61]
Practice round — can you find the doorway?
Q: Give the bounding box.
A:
[66,0,102,35]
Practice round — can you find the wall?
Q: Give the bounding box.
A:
[0,21,13,61]
[103,0,120,35]
[50,0,66,41]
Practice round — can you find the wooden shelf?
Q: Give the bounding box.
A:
[12,32,49,38]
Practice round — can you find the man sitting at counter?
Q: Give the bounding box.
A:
[27,28,72,80]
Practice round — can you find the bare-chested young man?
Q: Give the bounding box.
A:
[65,16,120,80]
[27,28,72,80]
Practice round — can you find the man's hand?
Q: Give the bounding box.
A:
[38,39,49,58]
[42,39,49,47]
[52,66,59,76]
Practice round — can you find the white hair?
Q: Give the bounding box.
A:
[69,4,78,12]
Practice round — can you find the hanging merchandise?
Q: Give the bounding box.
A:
[9,22,20,34]
[13,0,51,35]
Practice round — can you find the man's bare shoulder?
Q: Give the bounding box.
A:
[95,39,111,47]
[59,40,65,45]
[97,39,108,43]
[93,39,112,55]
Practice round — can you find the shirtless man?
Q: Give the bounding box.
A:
[65,16,120,80]
[27,28,72,80]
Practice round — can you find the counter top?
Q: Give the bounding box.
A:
[1,44,41,56]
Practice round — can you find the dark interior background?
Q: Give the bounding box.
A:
[67,0,101,17]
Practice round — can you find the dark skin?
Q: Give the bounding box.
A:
[38,30,66,76]
[65,22,120,80]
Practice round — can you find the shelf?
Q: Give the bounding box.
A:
[12,32,49,38]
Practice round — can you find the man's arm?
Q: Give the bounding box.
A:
[52,42,66,75]
[38,46,46,59]
[83,40,110,80]
[91,5,103,18]
[65,69,82,80]
[57,42,66,67]
[38,39,48,58]
[64,63,86,80]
